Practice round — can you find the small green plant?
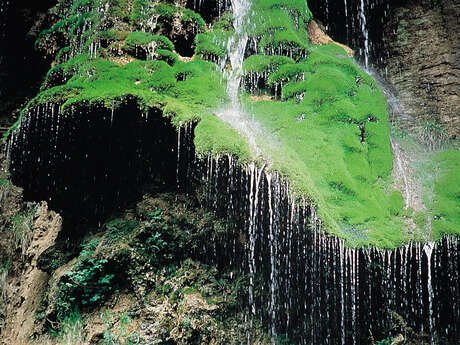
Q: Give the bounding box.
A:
[9,208,36,257]
[0,176,11,189]
[55,240,115,318]
[414,118,449,151]
[51,309,86,345]
[148,209,165,224]
[390,120,408,139]
[276,334,294,345]
[135,209,168,264]
[105,218,139,243]
[376,337,394,345]
[168,289,181,304]
[101,310,139,345]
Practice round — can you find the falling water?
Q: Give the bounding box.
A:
[174,145,460,344]
[344,0,348,43]
[0,1,9,42]
[226,0,250,105]
[308,0,391,69]
[424,242,435,344]
[358,0,369,69]
[5,0,459,343]
[8,101,179,220]
[0,0,10,98]
[213,0,268,157]
[193,0,230,18]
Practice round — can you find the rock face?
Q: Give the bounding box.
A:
[1,202,62,345]
[383,0,459,138]
[308,0,459,139]
[307,20,354,57]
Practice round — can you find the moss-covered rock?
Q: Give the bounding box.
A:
[7,0,458,247]
[430,150,460,238]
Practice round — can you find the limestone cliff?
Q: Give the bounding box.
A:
[384,0,460,139]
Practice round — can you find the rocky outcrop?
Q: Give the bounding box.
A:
[1,202,62,345]
[383,0,460,138]
[307,20,354,57]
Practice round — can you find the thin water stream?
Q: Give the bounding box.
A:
[214,0,268,158]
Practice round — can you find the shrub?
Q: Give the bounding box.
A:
[55,240,116,318]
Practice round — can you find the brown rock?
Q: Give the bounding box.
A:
[383,0,460,138]
[307,20,354,57]
[1,202,62,345]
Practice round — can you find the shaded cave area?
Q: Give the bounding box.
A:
[9,100,179,234]
[168,0,231,58]
[0,0,58,125]
[172,32,197,58]
[185,0,230,24]
[307,0,389,67]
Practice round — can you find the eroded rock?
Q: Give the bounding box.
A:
[1,202,62,345]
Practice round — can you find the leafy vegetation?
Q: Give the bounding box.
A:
[100,310,139,345]
[49,310,87,345]
[36,192,264,343]
[7,208,36,257]
[413,118,450,151]
[55,239,116,318]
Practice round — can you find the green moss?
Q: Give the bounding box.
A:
[259,27,309,54]
[268,62,309,86]
[130,0,151,28]
[194,114,251,161]
[153,3,175,21]
[123,32,174,52]
[248,0,312,59]
[14,0,454,250]
[212,12,234,31]
[243,44,405,248]
[17,45,249,163]
[181,8,206,33]
[430,150,460,238]
[36,0,204,64]
[243,55,294,74]
[156,49,178,66]
[153,3,206,33]
[195,30,230,59]
[388,191,404,216]
[254,0,313,22]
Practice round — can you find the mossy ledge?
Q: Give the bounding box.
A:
[6,0,460,248]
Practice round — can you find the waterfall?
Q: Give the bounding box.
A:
[7,101,179,221]
[344,0,348,43]
[358,0,369,69]
[213,0,268,158]
[175,143,460,344]
[4,0,458,343]
[424,242,435,344]
[226,0,250,105]
[0,0,10,98]
[309,0,390,69]
[0,1,9,43]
